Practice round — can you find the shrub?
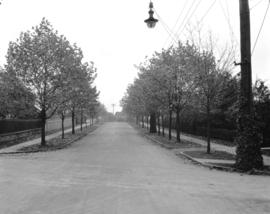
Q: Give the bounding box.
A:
[0,119,41,134]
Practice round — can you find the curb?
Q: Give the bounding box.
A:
[144,131,236,172]
[0,133,85,155]
[139,126,270,176]
[0,125,98,155]
[134,124,203,150]
[177,151,270,176]
[177,151,236,172]
[142,131,230,170]
[144,134,176,149]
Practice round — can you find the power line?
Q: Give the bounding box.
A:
[172,0,198,41]
[198,0,217,24]
[219,0,240,46]
[252,0,270,55]
[154,10,179,45]
[169,0,190,36]
[178,0,217,44]
[164,0,197,48]
[163,0,209,48]
[250,0,265,10]
[162,0,189,47]
[175,0,202,40]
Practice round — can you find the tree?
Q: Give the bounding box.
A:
[254,80,270,147]
[0,68,37,119]
[66,60,97,134]
[121,82,147,127]
[188,29,236,153]
[55,43,82,138]
[151,48,176,139]
[122,31,238,154]
[193,50,224,153]
[87,88,100,125]
[6,18,78,145]
[170,42,200,142]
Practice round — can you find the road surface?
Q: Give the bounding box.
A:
[0,122,269,214]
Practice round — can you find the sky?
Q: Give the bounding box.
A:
[0,0,269,113]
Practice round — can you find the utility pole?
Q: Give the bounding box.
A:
[235,0,263,170]
[239,0,253,115]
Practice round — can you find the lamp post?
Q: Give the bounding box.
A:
[144,1,158,28]
[144,0,263,170]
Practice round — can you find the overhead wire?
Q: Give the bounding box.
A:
[163,0,198,48]
[162,0,189,47]
[251,0,270,55]
[154,9,179,45]
[183,0,218,49]
[172,0,202,45]
[146,0,269,70]
[198,0,217,25]
[162,0,216,48]
[250,0,265,10]
[219,0,240,46]
[172,0,198,41]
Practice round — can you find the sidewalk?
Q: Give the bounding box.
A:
[141,123,270,166]
[0,123,90,154]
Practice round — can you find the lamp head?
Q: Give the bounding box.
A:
[144,1,158,28]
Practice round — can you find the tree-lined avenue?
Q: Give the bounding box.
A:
[0,122,269,214]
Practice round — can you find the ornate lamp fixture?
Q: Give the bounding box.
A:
[144,1,158,28]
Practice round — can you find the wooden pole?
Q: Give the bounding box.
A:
[235,0,263,170]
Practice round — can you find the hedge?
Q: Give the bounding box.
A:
[0,119,42,134]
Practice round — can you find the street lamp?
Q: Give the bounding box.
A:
[144,0,263,170]
[144,1,158,28]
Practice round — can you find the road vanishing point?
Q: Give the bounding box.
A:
[0,122,269,214]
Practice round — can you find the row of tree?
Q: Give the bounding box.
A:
[121,39,270,155]
[0,18,100,145]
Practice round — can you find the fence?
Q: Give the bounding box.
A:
[143,117,270,147]
[45,117,72,132]
[0,117,73,147]
[0,118,73,134]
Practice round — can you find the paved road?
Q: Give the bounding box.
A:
[0,122,269,214]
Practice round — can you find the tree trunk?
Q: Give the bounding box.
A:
[169,110,172,140]
[61,112,65,139]
[150,112,157,133]
[40,108,46,146]
[206,104,211,154]
[146,115,149,130]
[80,109,83,132]
[162,114,165,137]
[157,114,161,135]
[176,107,180,142]
[141,115,144,128]
[72,107,75,134]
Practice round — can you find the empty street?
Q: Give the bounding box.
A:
[0,122,269,214]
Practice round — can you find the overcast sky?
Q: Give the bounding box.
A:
[0,0,269,113]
